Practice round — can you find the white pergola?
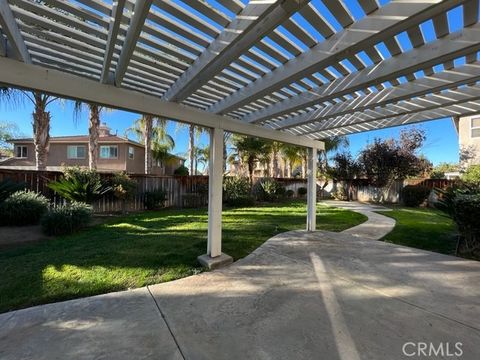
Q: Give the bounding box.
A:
[0,0,479,267]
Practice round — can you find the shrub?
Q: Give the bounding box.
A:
[48,167,110,204]
[298,187,307,196]
[41,202,93,236]
[436,186,480,257]
[462,165,480,187]
[285,189,295,198]
[174,165,189,176]
[0,191,49,226]
[225,195,255,207]
[401,185,431,207]
[0,179,24,202]
[223,176,250,201]
[111,172,136,200]
[254,178,284,202]
[144,189,167,210]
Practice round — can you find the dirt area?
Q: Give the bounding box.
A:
[0,215,120,250]
[0,225,51,249]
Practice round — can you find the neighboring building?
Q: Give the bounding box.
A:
[1,124,184,175]
[454,114,480,168]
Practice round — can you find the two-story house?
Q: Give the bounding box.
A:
[454,114,480,168]
[1,124,184,175]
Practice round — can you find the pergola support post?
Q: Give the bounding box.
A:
[306,147,318,232]
[198,127,233,269]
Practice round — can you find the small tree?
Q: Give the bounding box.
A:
[462,165,480,187]
[330,151,361,201]
[359,128,431,188]
[430,162,459,179]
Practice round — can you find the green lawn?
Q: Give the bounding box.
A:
[0,201,366,313]
[378,207,457,255]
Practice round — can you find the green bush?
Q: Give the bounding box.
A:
[111,172,136,200]
[144,189,167,210]
[174,165,189,176]
[255,178,284,202]
[48,167,110,204]
[0,191,49,226]
[225,195,255,207]
[41,202,93,236]
[462,165,480,187]
[0,179,24,202]
[401,185,431,207]
[223,176,250,201]
[285,189,295,198]
[298,187,307,196]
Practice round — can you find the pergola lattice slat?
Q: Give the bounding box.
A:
[207,0,465,115]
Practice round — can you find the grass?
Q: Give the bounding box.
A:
[0,201,366,313]
[378,207,457,255]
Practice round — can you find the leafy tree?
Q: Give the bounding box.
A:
[0,121,21,157]
[330,151,361,201]
[359,128,431,188]
[462,165,480,187]
[430,162,459,179]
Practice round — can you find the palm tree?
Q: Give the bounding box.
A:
[280,144,303,178]
[195,144,210,174]
[1,88,57,170]
[270,141,281,178]
[231,135,272,186]
[74,102,104,170]
[127,116,174,174]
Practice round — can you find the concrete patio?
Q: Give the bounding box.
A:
[1,205,479,360]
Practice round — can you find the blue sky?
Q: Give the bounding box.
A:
[0,1,471,166]
[0,99,459,166]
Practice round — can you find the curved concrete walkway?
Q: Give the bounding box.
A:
[1,202,479,360]
[320,200,396,240]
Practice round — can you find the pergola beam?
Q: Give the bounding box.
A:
[311,99,480,139]
[0,56,323,149]
[248,24,480,127]
[0,0,31,62]
[271,61,480,131]
[296,85,480,135]
[114,0,152,86]
[208,0,465,115]
[162,0,310,102]
[101,0,126,84]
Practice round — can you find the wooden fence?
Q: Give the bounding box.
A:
[338,178,457,204]
[0,169,308,213]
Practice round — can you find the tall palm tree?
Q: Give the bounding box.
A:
[280,144,303,178]
[74,102,103,170]
[195,144,210,174]
[127,116,174,174]
[1,88,57,171]
[270,141,281,178]
[231,135,272,186]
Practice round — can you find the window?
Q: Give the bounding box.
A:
[15,145,28,158]
[472,118,480,138]
[99,145,118,159]
[128,146,134,160]
[67,145,86,159]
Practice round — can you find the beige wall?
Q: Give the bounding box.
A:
[458,115,480,167]
[3,141,184,175]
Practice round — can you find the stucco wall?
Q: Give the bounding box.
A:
[458,115,480,166]
[3,141,184,175]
